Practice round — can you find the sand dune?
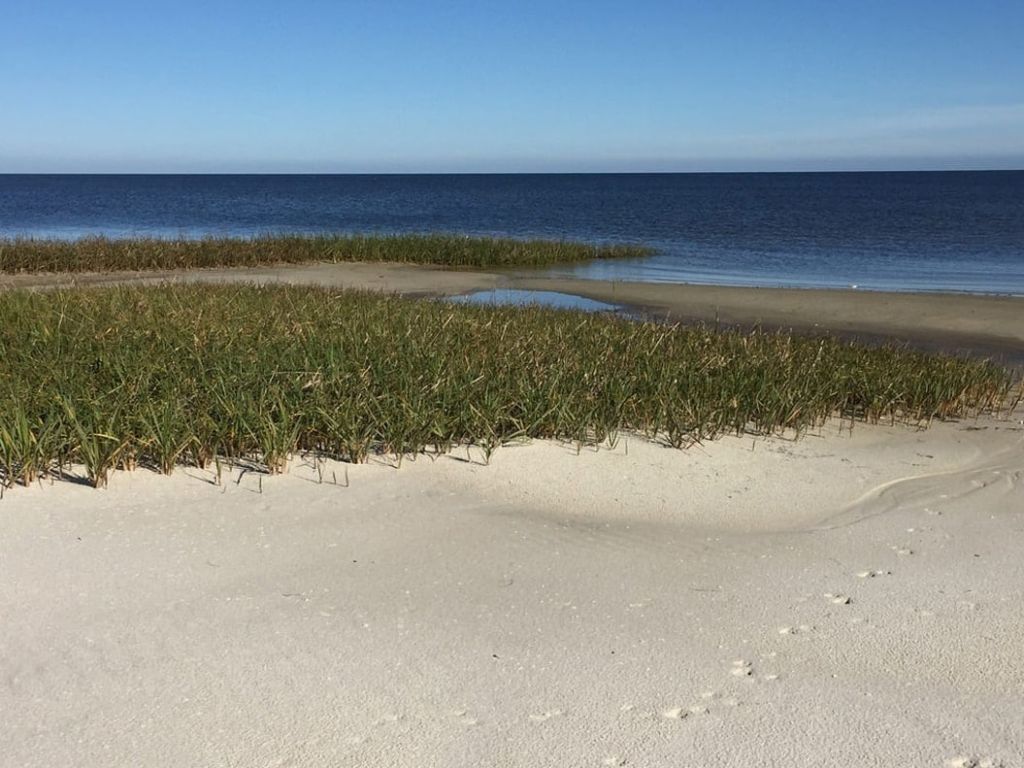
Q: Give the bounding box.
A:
[2,418,1022,767]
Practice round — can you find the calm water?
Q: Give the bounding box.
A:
[449,289,620,312]
[1,172,1022,294]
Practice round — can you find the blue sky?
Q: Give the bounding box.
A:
[1,0,1022,172]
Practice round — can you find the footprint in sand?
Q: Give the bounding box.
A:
[824,592,852,605]
[730,659,754,677]
[602,756,627,766]
[856,569,891,579]
[778,624,813,635]
[947,757,1004,768]
[528,709,563,723]
[450,710,481,727]
[661,707,687,719]
[890,545,914,556]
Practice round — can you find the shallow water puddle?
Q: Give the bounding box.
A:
[448,288,620,312]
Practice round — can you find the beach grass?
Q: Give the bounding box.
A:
[0,234,651,274]
[0,284,1016,488]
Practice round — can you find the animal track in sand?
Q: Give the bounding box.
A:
[890,545,915,556]
[602,756,627,766]
[661,707,687,719]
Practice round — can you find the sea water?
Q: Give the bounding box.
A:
[1,171,1021,295]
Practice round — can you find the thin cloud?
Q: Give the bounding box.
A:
[668,104,1024,161]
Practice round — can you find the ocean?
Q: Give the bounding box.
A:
[1,172,1022,295]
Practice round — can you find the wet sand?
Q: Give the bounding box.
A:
[511,276,1024,365]
[4,262,1021,363]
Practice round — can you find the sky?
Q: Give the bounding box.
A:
[1,0,1023,173]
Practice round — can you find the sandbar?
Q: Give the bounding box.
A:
[4,262,1021,363]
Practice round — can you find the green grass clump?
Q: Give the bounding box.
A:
[0,284,1015,488]
[0,234,651,274]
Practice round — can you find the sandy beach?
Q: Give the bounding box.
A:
[2,264,1022,765]
[2,417,1022,767]
[5,2,1022,764]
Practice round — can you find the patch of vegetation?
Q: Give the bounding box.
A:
[0,284,1015,488]
[0,234,651,273]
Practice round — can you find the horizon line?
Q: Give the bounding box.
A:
[2,167,1023,176]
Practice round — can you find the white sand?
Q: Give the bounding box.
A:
[2,418,1022,767]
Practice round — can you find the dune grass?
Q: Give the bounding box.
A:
[0,283,1016,489]
[0,234,651,274]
